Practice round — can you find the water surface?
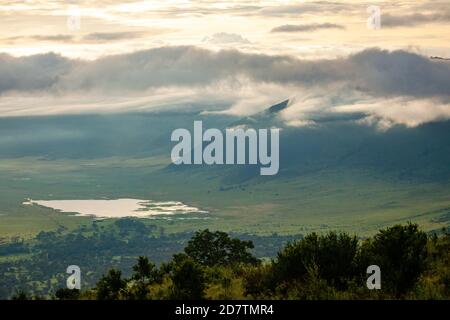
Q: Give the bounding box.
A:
[23,198,207,218]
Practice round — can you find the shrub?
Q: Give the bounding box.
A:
[273,232,358,289]
[358,223,428,296]
[184,229,258,267]
[170,258,206,300]
[95,269,126,300]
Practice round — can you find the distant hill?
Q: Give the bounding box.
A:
[266,99,290,114]
[1,101,449,235]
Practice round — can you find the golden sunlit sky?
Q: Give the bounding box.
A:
[1,0,449,59]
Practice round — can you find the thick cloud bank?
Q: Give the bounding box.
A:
[0,47,449,128]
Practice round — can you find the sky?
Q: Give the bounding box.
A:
[0,0,449,128]
[1,0,450,59]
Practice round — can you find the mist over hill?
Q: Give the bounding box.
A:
[1,100,449,184]
[0,100,449,237]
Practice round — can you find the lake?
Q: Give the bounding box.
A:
[23,198,208,218]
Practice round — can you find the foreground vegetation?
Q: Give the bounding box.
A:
[0,219,299,299]
[12,224,449,300]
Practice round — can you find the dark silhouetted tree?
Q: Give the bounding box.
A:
[170,258,205,300]
[273,232,358,289]
[358,223,428,296]
[96,269,126,300]
[130,256,159,300]
[132,256,156,282]
[184,229,258,266]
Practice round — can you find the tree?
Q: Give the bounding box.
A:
[242,263,274,298]
[358,223,428,296]
[184,229,258,266]
[132,256,156,282]
[273,232,359,289]
[96,269,126,300]
[170,257,206,300]
[130,256,158,300]
[316,232,359,288]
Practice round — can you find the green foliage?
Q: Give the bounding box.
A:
[202,265,245,299]
[95,269,126,300]
[242,263,274,298]
[273,232,359,289]
[284,265,336,300]
[129,256,154,300]
[410,230,450,299]
[184,229,258,267]
[5,224,450,300]
[115,219,156,236]
[170,257,206,300]
[358,223,428,296]
[126,256,164,300]
[132,256,157,282]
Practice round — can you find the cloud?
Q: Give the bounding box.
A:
[29,35,74,42]
[0,46,449,128]
[0,52,74,93]
[340,98,450,130]
[2,46,449,98]
[257,2,354,17]
[382,12,450,28]
[203,33,250,44]
[271,23,345,33]
[1,35,75,44]
[1,31,161,45]
[280,94,450,130]
[82,31,148,41]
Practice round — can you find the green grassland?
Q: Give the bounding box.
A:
[1,155,449,240]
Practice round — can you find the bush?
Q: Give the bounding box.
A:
[358,223,428,296]
[242,263,274,298]
[170,257,206,300]
[96,269,126,300]
[273,232,358,289]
